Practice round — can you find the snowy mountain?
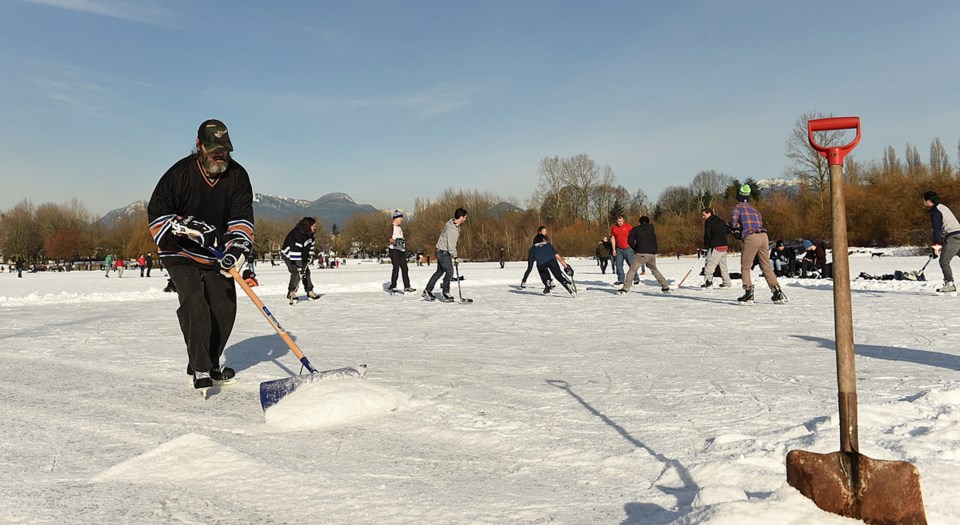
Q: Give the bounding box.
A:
[100,192,379,231]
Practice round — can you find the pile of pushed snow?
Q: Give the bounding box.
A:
[263,379,412,431]
[95,434,268,483]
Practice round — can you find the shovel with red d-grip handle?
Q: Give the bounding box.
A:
[785,117,926,524]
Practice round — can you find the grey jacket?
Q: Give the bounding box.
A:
[435,218,461,258]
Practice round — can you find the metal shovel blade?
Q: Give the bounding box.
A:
[786,449,926,524]
[259,364,367,411]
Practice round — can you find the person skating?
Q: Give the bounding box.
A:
[596,236,612,275]
[618,216,670,294]
[114,256,125,278]
[145,252,154,277]
[138,254,147,277]
[281,217,320,304]
[700,207,732,288]
[923,190,960,293]
[521,225,549,289]
[387,210,415,294]
[15,257,24,278]
[730,184,784,303]
[147,118,254,390]
[423,208,468,302]
[530,233,576,296]
[610,214,636,285]
[103,254,114,278]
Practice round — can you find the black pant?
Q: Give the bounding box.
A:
[389,249,410,289]
[167,265,237,374]
[538,260,570,287]
[284,258,314,293]
[599,256,609,274]
[426,251,454,293]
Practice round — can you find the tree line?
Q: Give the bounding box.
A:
[3,112,960,264]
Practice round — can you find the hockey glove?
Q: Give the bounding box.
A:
[564,265,575,277]
[453,257,461,266]
[170,216,219,249]
[220,238,251,276]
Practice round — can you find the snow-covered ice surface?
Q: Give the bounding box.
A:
[2,252,959,524]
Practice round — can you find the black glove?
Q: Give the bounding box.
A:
[564,265,574,277]
[220,238,251,274]
[300,265,310,279]
[171,216,219,248]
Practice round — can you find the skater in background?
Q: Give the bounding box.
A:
[423,207,468,302]
[610,214,633,285]
[148,118,254,390]
[730,184,783,303]
[701,207,732,288]
[618,216,670,294]
[923,190,960,293]
[138,254,147,277]
[104,253,114,277]
[520,225,549,289]
[499,246,506,269]
[242,269,259,287]
[281,217,320,303]
[387,210,415,293]
[531,233,576,296]
[114,256,125,278]
[596,236,612,275]
[146,252,154,277]
[16,257,23,278]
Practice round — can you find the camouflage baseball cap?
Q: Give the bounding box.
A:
[197,119,234,154]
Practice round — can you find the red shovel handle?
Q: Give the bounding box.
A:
[807,116,861,166]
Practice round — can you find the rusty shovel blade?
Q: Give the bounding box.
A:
[786,449,926,525]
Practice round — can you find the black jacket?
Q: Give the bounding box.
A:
[771,246,797,264]
[147,154,255,269]
[628,223,658,254]
[281,226,316,266]
[703,215,728,249]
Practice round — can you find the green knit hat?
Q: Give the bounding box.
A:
[738,184,751,197]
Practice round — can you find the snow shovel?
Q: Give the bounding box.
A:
[226,267,366,411]
[171,228,367,411]
[786,117,926,524]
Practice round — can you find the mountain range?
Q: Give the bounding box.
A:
[100,192,380,231]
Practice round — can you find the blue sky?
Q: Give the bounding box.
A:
[2,0,959,217]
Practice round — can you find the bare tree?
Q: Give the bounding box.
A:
[904,143,923,174]
[656,185,696,219]
[1,200,42,260]
[588,165,618,223]
[882,146,901,174]
[626,187,650,219]
[930,137,951,179]
[532,156,565,222]
[784,111,847,209]
[562,154,601,221]
[690,169,732,210]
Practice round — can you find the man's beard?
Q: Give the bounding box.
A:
[200,151,230,175]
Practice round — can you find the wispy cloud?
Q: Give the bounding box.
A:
[21,0,176,26]
[215,83,479,124]
[27,60,140,116]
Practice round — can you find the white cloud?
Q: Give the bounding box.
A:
[21,0,176,26]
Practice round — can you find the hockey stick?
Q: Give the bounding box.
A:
[453,260,473,303]
[677,256,706,288]
[917,252,937,277]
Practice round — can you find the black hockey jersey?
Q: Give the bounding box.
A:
[147,154,255,268]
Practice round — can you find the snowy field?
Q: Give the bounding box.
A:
[2,252,959,524]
